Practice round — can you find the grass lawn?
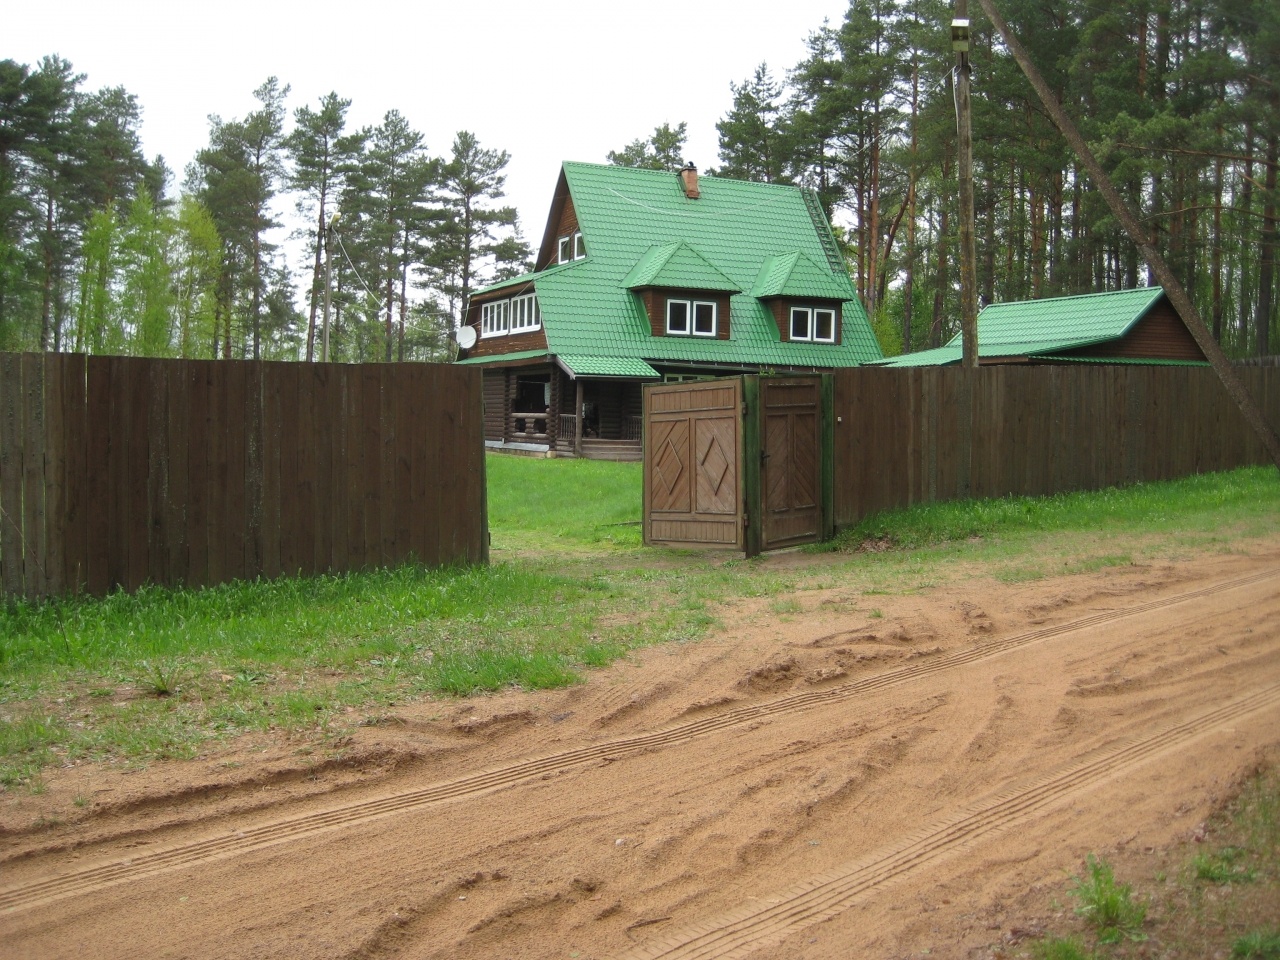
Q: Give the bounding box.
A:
[2,457,1279,791]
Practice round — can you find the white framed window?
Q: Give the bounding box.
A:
[481,299,509,337]
[558,231,586,264]
[510,292,541,333]
[788,306,837,343]
[789,307,811,341]
[813,308,836,342]
[666,298,717,337]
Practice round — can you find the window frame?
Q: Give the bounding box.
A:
[480,292,541,338]
[558,231,586,264]
[787,304,838,343]
[666,298,717,338]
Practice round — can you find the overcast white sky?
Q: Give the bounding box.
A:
[11,0,849,252]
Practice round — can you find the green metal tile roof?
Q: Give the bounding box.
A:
[475,162,882,371]
[751,252,851,300]
[879,287,1173,367]
[623,241,740,292]
[558,355,660,378]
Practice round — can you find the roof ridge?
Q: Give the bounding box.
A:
[984,286,1162,309]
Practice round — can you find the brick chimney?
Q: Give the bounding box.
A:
[679,162,700,199]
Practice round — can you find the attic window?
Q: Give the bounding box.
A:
[558,231,586,264]
[667,299,716,337]
[481,292,541,337]
[789,307,837,343]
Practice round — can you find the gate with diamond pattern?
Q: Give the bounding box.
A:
[643,376,832,555]
[643,378,744,549]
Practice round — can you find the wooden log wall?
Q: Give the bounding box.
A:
[832,365,1280,527]
[0,354,487,601]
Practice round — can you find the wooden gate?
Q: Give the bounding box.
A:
[761,377,824,550]
[643,375,832,554]
[643,379,743,549]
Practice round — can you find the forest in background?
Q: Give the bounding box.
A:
[2,0,1278,362]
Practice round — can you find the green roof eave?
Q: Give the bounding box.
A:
[455,349,550,366]
[557,355,660,378]
[471,261,577,297]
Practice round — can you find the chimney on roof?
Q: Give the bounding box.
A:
[679,162,700,199]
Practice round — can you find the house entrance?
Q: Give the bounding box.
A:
[642,375,832,555]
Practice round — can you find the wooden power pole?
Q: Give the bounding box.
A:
[973,0,1280,472]
[954,2,980,369]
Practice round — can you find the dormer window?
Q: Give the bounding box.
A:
[481,292,540,337]
[667,299,717,337]
[788,306,837,343]
[558,231,586,264]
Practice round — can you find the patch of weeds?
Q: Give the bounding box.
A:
[1031,936,1095,960]
[1234,929,1280,959]
[769,597,804,615]
[139,658,190,697]
[73,792,89,808]
[424,649,579,696]
[1192,846,1257,885]
[868,609,884,619]
[1069,854,1147,944]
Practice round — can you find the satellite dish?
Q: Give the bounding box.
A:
[456,326,478,350]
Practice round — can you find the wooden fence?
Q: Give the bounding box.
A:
[0,353,487,601]
[832,365,1279,527]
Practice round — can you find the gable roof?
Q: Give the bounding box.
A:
[622,240,740,292]
[751,252,851,300]
[471,162,882,369]
[880,287,1204,367]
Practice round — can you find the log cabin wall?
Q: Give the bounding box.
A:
[482,370,509,442]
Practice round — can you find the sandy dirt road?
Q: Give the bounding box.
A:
[3,541,1279,959]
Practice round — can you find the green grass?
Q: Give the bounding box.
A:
[2,458,1278,786]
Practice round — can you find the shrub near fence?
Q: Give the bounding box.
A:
[832,364,1280,527]
[0,353,487,601]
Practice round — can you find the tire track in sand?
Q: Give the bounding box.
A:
[1,568,1275,915]
[612,681,1280,960]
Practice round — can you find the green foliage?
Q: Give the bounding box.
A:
[1234,930,1280,959]
[1030,936,1095,960]
[1192,846,1257,885]
[1069,854,1147,944]
[607,122,689,172]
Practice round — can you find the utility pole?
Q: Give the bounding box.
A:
[972,0,1280,472]
[322,216,335,363]
[953,3,980,369]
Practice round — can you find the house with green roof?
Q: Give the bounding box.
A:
[878,286,1208,368]
[456,161,882,459]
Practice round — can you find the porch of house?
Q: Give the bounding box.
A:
[483,367,644,461]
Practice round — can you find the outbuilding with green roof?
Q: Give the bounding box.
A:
[456,161,882,458]
[878,287,1208,368]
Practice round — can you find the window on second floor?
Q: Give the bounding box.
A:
[557,231,586,264]
[481,292,540,337]
[788,306,837,343]
[667,299,717,337]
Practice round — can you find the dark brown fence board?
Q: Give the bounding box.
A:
[60,353,87,593]
[165,360,189,588]
[344,366,366,568]
[3,355,485,600]
[185,361,211,589]
[361,366,382,568]
[297,363,319,577]
[146,360,169,589]
[379,366,397,562]
[244,361,265,579]
[261,361,283,580]
[834,365,1280,528]
[277,362,301,577]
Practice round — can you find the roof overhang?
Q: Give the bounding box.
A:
[556,355,660,379]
